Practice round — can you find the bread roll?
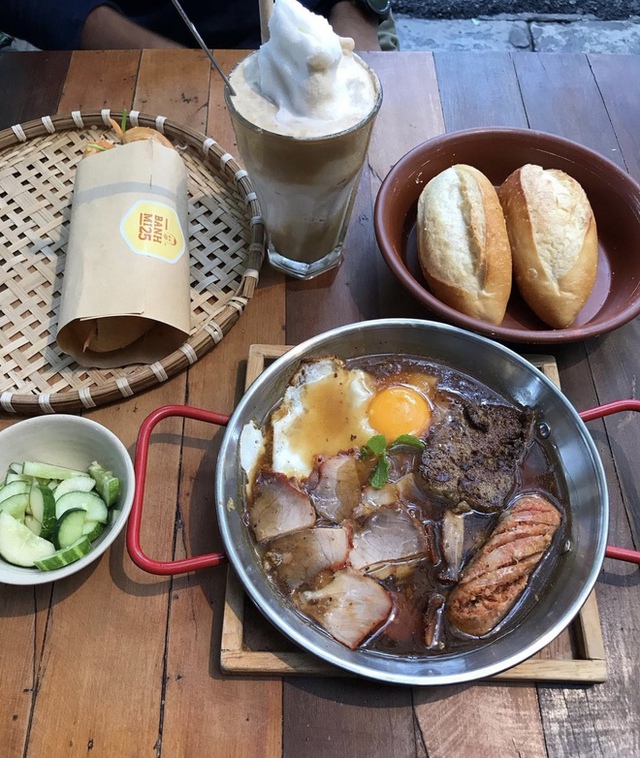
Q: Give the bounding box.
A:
[499,164,598,328]
[79,317,155,353]
[416,164,512,325]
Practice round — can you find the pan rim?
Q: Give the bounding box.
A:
[216,318,608,685]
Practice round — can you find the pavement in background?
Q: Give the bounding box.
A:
[2,9,639,54]
[397,13,640,52]
[394,0,640,20]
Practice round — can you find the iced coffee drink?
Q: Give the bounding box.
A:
[225,0,382,280]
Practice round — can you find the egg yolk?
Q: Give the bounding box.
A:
[368,385,431,440]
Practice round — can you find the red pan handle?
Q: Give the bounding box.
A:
[127,399,640,572]
[579,399,640,565]
[126,404,230,575]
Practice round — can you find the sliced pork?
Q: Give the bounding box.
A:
[447,494,561,636]
[262,526,351,591]
[349,504,429,580]
[424,594,445,649]
[249,470,316,543]
[294,568,392,649]
[439,510,465,583]
[307,455,361,523]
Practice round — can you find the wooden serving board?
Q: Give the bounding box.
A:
[220,345,607,683]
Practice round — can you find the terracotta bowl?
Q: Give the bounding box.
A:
[374,128,640,343]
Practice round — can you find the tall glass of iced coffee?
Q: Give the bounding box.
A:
[225,0,382,280]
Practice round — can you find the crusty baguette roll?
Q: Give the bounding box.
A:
[498,164,598,328]
[417,164,512,325]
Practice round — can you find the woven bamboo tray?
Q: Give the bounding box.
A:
[0,109,265,415]
[220,345,607,684]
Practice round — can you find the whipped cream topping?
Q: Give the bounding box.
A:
[229,0,378,138]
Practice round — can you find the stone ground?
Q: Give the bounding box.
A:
[1,5,639,54]
[395,0,640,20]
[397,13,640,52]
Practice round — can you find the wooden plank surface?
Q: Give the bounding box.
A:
[511,52,640,758]
[435,52,528,130]
[2,48,640,758]
[17,50,179,758]
[0,51,71,131]
[365,51,446,323]
[278,51,440,758]
[154,48,285,758]
[400,51,545,758]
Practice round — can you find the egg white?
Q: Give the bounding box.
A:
[271,358,377,480]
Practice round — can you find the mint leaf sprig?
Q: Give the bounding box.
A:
[362,434,426,489]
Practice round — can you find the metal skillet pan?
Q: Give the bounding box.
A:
[128,319,640,685]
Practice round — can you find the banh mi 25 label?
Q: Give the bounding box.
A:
[120,200,186,263]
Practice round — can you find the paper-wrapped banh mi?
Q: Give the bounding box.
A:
[57,127,191,368]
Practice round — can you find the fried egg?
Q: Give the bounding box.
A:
[271,358,376,479]
[269,359,434,480]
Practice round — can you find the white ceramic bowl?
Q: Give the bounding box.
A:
[0,415,135,585]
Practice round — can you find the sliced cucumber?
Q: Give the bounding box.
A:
[29,483,57,541]
[53,475,96,502]
[0,511,55,567]
[56,508,88,549]
[82,520,105,542]
[0,481,30,503]
[8,462,23,475]
[55,491,108,523]
[22,461,89,481]
[25,515,43,537]
[5,472,31,485]
[34,537,92,571]
[0,492,29,520]
[88,462,120,507]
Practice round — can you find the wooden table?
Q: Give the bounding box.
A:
[1,48,640,758]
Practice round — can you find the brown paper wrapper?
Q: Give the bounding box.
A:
[57,140,191,368]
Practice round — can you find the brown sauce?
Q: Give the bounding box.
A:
[248,353,569,658]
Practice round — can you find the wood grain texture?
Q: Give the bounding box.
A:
[156,47,285,758]
[0,51,70,130]
[435,52,528,130]
[365,51,446,322]
[402,52,545,756]
[3,49,640,758]
[17,50,180,758]
[0,585,52,757]
[589,54,640,181]
[511,53,623,165]
[283,678,417,758]
[159,265,285,758]
[0,51,82,758]
[280,52,443,756]
[415,684,546,758]
[512,53,640,758]
[58,50,141,112]
[207,49,245,145]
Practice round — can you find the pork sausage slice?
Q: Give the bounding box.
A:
[446,494,561,636]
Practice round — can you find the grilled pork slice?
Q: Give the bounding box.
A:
[439,510,465,583]
[446,494,561,636]
[262,526,351,591]
[419,400,534,513]
[249,471,316,543]
[294,568,392,649]
[349,504,429,580]
[353,482,399,519]
[307,455,362,523]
